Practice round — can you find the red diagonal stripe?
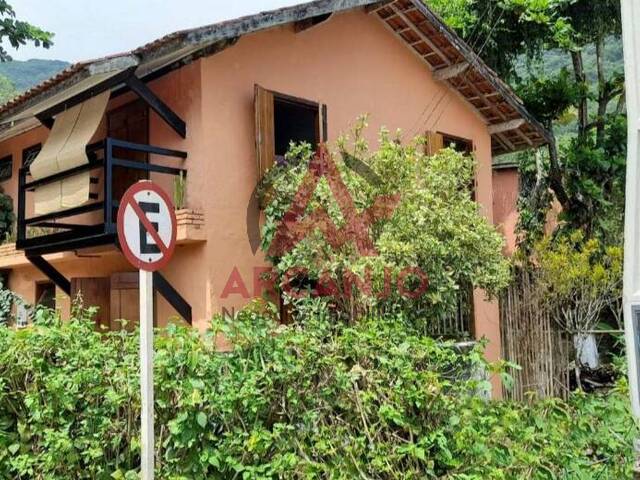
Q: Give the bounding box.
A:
[128,198,169,257]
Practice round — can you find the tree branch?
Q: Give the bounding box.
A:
[571,50,589,138]
[595,37,608,148]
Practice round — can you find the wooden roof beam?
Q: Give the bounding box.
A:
[487,118,525,134]
[515,127,534,146]
[468,92,500,102]
[387,3,451,66]
[493,136,511,154]
[433,62,469,81]
[366,1,393,14]
[463,78,508,122]
[125,76,186,138]
[496,132,516,151]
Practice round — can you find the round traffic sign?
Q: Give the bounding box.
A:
[117,181,177,271]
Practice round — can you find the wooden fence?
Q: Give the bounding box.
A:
[500,269,571,400]
[428,283,474,339]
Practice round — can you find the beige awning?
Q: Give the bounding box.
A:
[30,91,110,215]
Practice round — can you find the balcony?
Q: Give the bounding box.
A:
[0,210,204,270]
[17,138,188,256]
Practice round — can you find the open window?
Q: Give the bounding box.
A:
[442,133,473,155]
[0,155,12,182]
[35,281,56,309]
[426,131,473,156]
[22,143,41,171]
[426,131,476,199]
[255,85,327,180]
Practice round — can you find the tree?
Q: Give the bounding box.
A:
[0,0,53,61]
[533,231,622,389]
[430,0,625,242]
[259,122,509,325]
[0,74,16,103]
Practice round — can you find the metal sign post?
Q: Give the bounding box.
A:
[139,267,154,478]
[117,181,177,479]
[621,0,640,475]
[621,0,640,418]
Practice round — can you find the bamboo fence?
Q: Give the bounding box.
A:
[500,269,571,401]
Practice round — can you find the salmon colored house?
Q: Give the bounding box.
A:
[492,157,521,256]
[0,0,549,380]
[492,157,562,256]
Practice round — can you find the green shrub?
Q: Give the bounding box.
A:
[0,305,636,479]
[259,121,509,324]
[0,190,14,244]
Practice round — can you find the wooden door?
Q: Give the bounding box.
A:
[70,277,111,330]
[110,272,140,331]
[108,100,149,202]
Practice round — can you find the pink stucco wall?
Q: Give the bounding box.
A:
[492,167,520,256]
[197,9,499,372]
[0,8,504,392]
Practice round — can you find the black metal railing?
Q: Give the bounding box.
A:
[16,138,187,255]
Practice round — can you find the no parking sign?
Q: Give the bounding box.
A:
[117,180,176,480]
[117,181,177,271]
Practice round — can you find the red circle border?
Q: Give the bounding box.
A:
[117,180,177,272]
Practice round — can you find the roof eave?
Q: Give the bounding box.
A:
[0,0,550,156]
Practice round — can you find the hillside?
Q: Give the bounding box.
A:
[541,37,623,81]
[0,59,69,92]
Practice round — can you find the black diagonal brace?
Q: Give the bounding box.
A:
[126,76,186,138]
[35,67,137,128]
[26,255,71,295]
[153,271,192,324]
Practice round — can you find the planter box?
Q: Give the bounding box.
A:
[176,209,206,244]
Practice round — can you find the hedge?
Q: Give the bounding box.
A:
[0,303,637,479]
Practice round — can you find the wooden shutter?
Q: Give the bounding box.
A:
[110,272,140,331]
[319,103,328,142]
[425,131,444,156]
[71,277,111,331]
[255,84,275,180]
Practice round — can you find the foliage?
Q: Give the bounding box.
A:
[0,279,24,325]
[173,171,186,210]
[0,305,637,479]
[259,124,509,324]
[0,73,15,104]
[532,231,622,387]
[514,69,582,127]
[0,189,14,243]
[0,1,53,61]
[534,231,622,333]
[430,0,626,243]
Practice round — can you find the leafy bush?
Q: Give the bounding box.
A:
[532,231,623,387]
[0,305,637,479]
[0,190,14,244]
[534,231,622,331]
[260,122,509,324]
[0,280,27,325]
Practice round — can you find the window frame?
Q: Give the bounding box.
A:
[255,84,327,181]
[427,131,476,200]
[22,143,42,171]
[35,281,56,309]
[440,133,474,155]
[0,154,12,182]
[272,93,322,164]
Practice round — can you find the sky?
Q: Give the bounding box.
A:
[7,0,302,62]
